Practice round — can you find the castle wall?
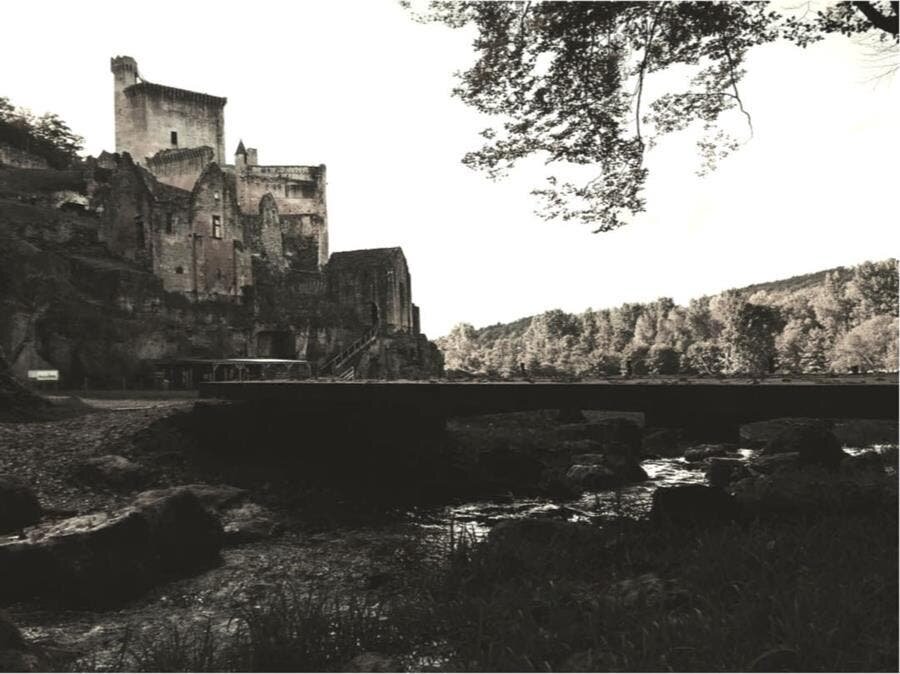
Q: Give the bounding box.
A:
[234,164,328,267]
[151,200,193,294]
[189,165,251,299]
[96,158,153,267]
[120,84,225,164]
[146,146,214,191]
[327,249,415,334]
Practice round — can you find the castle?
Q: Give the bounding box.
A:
[87,56,434,375]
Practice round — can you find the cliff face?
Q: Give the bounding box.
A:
[0,165,442,385]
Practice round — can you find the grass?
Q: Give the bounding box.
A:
[70,506,897,672]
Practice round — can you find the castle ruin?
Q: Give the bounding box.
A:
[81,56,437,377]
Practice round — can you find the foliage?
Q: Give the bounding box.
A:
[831,314,899,372]
[436,258,899,377]
[0,96,83,168]
[407,1,899,230]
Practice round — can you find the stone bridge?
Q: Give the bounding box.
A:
[198,376,898,441]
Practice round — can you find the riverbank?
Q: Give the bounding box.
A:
[0,395,897,671]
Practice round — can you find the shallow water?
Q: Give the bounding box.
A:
[416,453,720,541]
[415,443,897,540]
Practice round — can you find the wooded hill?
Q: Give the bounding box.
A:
[437,260,899,377]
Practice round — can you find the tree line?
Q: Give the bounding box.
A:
[0,96,83,169]
[438,259,898,378]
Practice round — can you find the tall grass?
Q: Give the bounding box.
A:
[75,508,897,672]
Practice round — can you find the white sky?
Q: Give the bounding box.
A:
[2,1,897,336]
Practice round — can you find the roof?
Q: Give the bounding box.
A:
[125,81,226,107]
[327,247,406,270]
[235,140,246,156]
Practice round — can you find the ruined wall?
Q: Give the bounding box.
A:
[188,165,251,299]
[149,185,193,294]
[327,248,415,334]
[96,156,153,267]
[0,142,50,169]
[112,56,226,165]
[234,164,328,268]
[145,146,214,190]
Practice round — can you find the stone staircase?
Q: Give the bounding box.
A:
[320,323,379,377]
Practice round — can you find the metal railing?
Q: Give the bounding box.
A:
[320,322,379,376]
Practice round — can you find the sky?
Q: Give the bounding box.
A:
[1,1,897,337]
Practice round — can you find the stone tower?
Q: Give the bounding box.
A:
[110,56,139,159]
[109,55,227,165]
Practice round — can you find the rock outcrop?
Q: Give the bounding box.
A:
[0,487,223,606]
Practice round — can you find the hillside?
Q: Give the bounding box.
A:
[437,259,899,378]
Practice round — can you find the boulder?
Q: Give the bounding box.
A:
[0,488,223,606]
[747,452,801,475]
[0,475,42,534]
[222,503,280,545]
[706,457,750,488]
[570,453,607,466]
[555,439,605,455]
[481,519,602,573]
[566,464,620,491]
[733,466,897,519]
[740,417,828,448]
[650,485,741,526]
[683,443,737,463]
[134,483,248,510]
[762,420,846,469]
[840,450,886,475]
[565,451,648,492]
[76,454,149,489]
[558,419,641,457]
[641,428,683,458]
[831,419,899,447]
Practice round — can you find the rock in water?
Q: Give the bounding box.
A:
[650,485,740,526]
[566,464,620,491]
[0,488,223,606]
[0,475,42,534]
[732,465,897,519]
[706,457,749,488]
[762,419,846,468]
[683,443,737,463]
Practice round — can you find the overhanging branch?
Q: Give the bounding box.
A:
[852,1,899,36]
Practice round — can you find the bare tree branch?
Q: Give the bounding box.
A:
[721,38,754,138]
[634,1,668,146]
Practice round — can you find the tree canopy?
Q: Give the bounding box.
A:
[0,97,83,168]
[407,1,899,231]
[437,258,899,377]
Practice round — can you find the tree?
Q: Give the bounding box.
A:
[33,113,83,158]
[647,343,680,374]
[728,302,784,374]
[845,258,899,322]
[684,340,725,375]
[408,1,899,231]
[830,315,899,371]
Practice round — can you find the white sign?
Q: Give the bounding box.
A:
[27,370,59,381]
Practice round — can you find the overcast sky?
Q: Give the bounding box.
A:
[2,1,896,336]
